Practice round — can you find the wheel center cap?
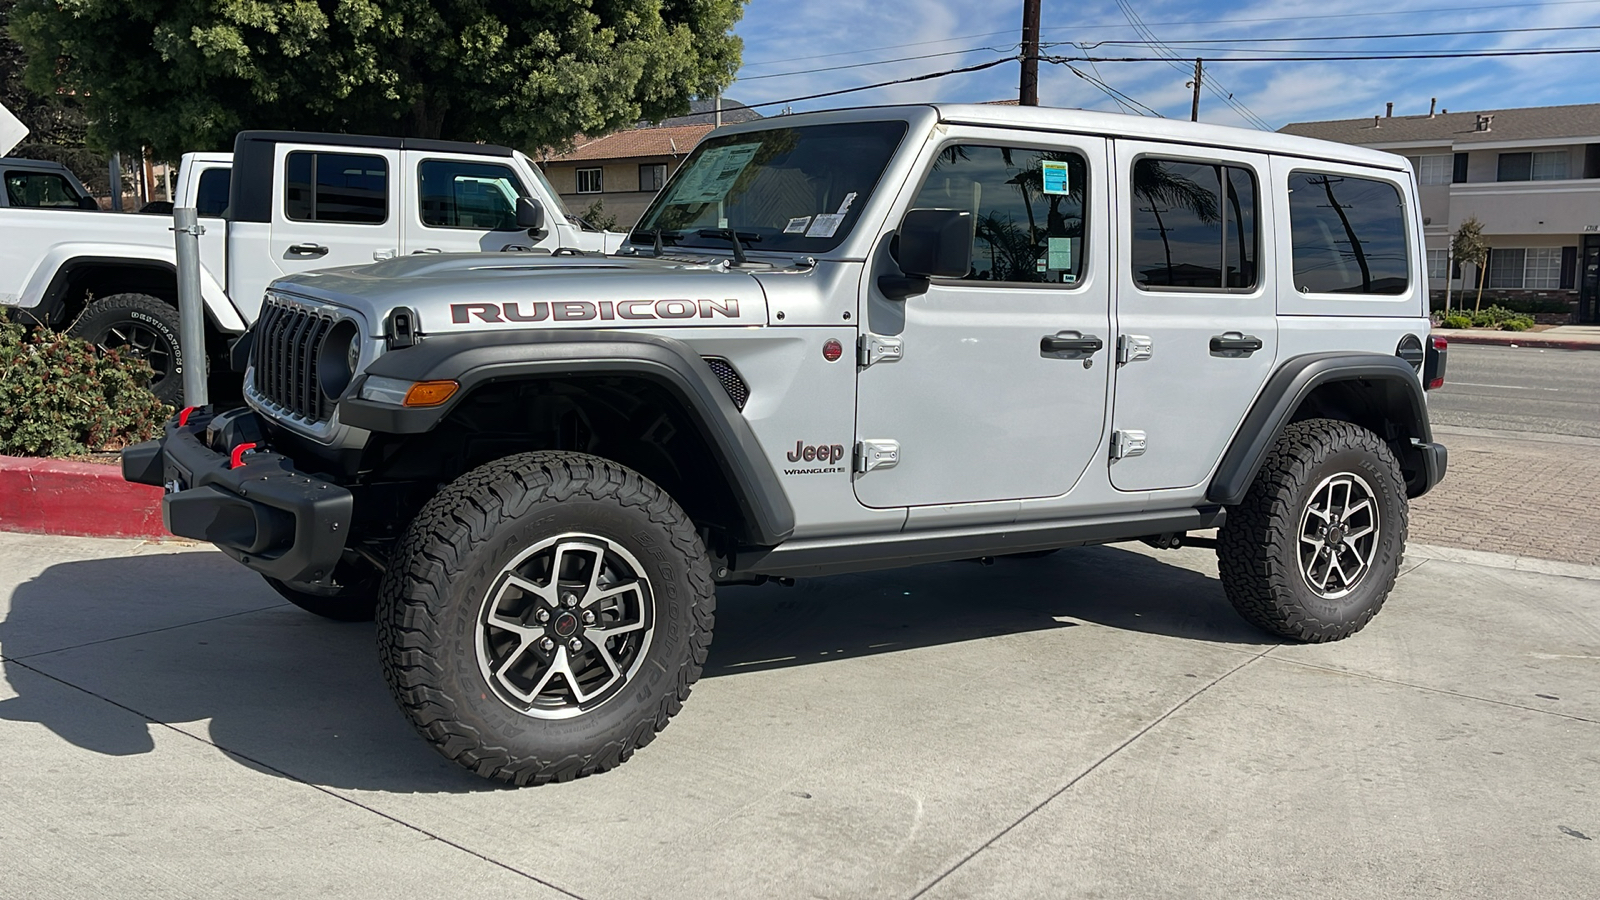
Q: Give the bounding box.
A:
[1326,525,1346,545]
[553,612,579,637]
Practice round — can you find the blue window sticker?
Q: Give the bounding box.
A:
[1041,161,1070,195]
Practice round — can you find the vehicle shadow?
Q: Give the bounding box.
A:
[0,544,1269,792]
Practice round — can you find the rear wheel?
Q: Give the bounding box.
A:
[377,451,714,785]
[69,293,185,404]
[1217,419,1407,642]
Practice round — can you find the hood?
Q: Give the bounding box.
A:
[267,252,770,334]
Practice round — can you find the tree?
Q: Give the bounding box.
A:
[1451,216,1490,313]
[1,0,104,189]
[11,0,747,160]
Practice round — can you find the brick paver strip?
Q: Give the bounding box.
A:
[1410,429,1600,567]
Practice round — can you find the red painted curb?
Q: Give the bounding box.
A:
[1432,330,1600,352]
[0,454,167,539]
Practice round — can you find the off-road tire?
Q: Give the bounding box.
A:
[1218,418,1407,642]
[68,293,185,405]
[264,564,380,622]
[376,451,715,785]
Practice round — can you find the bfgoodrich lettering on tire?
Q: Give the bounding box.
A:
[68,293,185,405]
[1217,418,1407,642]
[376,451,714,785]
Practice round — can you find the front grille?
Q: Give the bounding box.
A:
[702,357,749,411]
[252,296,337,423]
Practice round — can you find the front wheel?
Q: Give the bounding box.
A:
[68,293,185,405]
[377,451,715,785]
[1217,419,1408,642]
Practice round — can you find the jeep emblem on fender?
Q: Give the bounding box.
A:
[787,442,847,465]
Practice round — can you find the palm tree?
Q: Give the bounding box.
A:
[1133,160,1219,284]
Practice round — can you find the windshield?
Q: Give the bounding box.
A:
[631,121,909,253]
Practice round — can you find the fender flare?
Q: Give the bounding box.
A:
[29,250,246,333]
[1207,352,1436,506]
[338,329,796,546]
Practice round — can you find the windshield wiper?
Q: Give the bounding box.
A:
[695,228,762,265]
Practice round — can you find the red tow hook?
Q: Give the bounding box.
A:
[178,406,198,427]
[229,442,258,469]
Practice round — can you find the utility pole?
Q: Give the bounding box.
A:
[1189,58,1203,122]
[1019,0,1041,106]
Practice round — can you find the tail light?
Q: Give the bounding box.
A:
[1424,336,1447,390]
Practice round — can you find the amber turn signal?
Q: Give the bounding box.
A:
[402,380,459,407]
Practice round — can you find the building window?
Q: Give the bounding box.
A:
[1497,150,1569,182]
[1287,171,1409,295]
[1487,248,1525,288]
[1525,247,1562,288]
[639,163,667,192]
[1427,249,1450,281]
[1531,150,1568,181]
[576,167,603,194]
[1453,152,1469,183]
[284,152,388,224]
[1416,155,1452,186]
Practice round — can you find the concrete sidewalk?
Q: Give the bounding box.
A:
[1,533,1596,899]
[1433,324,1600,351]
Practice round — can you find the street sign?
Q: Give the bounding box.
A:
[0,102,29,156]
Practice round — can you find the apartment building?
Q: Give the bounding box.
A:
[1282,102,1600,323]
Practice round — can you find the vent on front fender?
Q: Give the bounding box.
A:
[701,357,748,411]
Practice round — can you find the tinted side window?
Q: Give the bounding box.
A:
[284,152,388,224]
[908,145,1088,285]
[1287,171,1409,295]
[194,168,231,218]
[1130,159,1257,290]
[418,160,526,231]
[5,171,82,208]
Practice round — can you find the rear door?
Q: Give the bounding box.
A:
[1108,141,1277,491]
[267,145,402,284]
[400,151,556,254]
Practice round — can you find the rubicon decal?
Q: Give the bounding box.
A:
[451,299,741,324]
[784,441,848,475]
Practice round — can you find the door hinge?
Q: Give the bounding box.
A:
[858,334,904,368]
[855,439,901,473]
[373,248,398,261]
[1117,334,1153,365]
[1110,429,1148,460]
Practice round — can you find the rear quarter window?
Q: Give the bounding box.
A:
[1287,171,1408,295]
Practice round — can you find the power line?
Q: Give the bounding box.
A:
[739,57,1014,110]
[1113,0,1272,130]
[1065,65,1162,117]
[736,0,1600,69]
[1066,22,1600,48]
[1043,46,1600,62]
[739,44,1018,81]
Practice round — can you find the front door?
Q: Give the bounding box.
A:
[854,132,1112,508]
[1581,235,1600,324]
[1108,141,1277,492]
[400,151,555,255]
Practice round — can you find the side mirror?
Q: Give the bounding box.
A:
[880,208,971,300]
[515,196,545,232]
[79,196,101,211]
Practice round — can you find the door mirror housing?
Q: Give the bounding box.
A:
[515,196,545,232]
[880,208,972,300]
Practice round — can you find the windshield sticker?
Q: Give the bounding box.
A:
[1041,161,1070,195]
[1047,237,1072,270]
[784,215,812,234]
[805,213,845,239]
[671,144,761,204]
[835,192,857,215]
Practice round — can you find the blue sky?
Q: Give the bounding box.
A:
[727,0,1600,128]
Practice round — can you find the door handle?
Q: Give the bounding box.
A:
[1210,332,1263,356]
[286,243,329,258]
[1040,331,1104,358]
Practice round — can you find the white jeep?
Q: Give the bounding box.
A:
[125,104,1449,784]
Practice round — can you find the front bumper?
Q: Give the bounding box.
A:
[122,410,353,584]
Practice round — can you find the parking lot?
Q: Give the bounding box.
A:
[2,530,1595,899]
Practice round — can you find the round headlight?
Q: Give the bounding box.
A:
[317,320,361,400]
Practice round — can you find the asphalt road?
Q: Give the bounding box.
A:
[1427,344,1600,438]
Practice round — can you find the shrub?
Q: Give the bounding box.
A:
[0,320,168,457]
[1500,317,1534,332]
[1441,314,1473,330]
[1470,305,1522,327]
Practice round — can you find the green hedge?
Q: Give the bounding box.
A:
[0,319,168,457]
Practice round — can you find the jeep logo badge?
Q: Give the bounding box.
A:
[787,442,846,465]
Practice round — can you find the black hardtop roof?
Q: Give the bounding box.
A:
[231,131,514,158]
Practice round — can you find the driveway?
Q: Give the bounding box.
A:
[1,532,1596,898]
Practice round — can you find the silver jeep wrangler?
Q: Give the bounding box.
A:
[125,104,1448,784]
